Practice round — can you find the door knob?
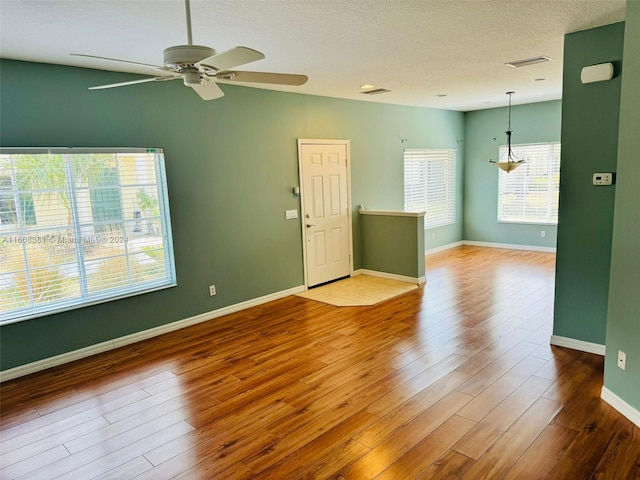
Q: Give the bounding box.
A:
[306,223,315,228]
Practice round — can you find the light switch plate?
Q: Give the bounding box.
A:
[285,209,298,220]
[593,173,613,185]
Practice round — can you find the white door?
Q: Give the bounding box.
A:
[299,140,351,287]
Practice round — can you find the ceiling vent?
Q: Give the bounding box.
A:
[360,88,391,95]
[505,56,552,68]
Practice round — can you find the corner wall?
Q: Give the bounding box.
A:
[604,0,640,420]
[552,22,625,345]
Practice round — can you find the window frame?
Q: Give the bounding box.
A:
[496,142,561,225]
[0,147,177,326]
[403,148,457,229]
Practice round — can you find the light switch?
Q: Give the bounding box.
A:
[285,209,298,220]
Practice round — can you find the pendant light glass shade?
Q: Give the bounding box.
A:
[490,92,525,172]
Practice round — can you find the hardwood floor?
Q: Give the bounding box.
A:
[1,246,639,479]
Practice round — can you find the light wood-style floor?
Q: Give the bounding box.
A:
[1,246,639,479]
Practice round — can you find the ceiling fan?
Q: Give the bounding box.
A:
[71,0,308,100]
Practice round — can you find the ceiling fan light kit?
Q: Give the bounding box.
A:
[489,91,525,173]
[72,0,307,100]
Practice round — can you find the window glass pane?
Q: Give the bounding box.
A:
[0,148,176,325]
[497,142,561,224]
[404,149,456,228]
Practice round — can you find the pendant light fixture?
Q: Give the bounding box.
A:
[490,91,525,173]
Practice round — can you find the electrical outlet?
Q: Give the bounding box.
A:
[541,230,546,238]
[431,233,436,240]
[209,285,216,296]
[617,350,626,370]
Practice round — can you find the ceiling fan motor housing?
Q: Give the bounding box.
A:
[163,45,215,70]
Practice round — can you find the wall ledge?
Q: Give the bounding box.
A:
[359,207,425,217]
[550,335,606,356]
[601,386,640,428]
[0,285,306,382]
[353,269,426,285]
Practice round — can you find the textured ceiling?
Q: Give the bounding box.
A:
[0,0,627,111]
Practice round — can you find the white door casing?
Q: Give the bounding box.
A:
[298,139,352,288]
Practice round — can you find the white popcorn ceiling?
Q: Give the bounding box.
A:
[0,0,626,111]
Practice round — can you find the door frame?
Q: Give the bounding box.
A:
[297,139,353,289]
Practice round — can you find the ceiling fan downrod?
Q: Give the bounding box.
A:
[185,0,193,46]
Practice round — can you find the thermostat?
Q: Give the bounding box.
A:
[593,173,613,186]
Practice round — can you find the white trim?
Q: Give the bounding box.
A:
[463,240,556,253]
[0,285,305,382]
[601,386,640,428]
[425,241,464,255]
[550,335,606,356]
[424,240,553,255]
[353,269,426,285]
[359,207,425,218]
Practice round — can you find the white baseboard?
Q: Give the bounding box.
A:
[0,285,306,383]
[550,335,606,356]
[424,240,555,255]
[463,240,556,253]
[601,386,640,428]
[353,269,426,285]
[425,241,464,255]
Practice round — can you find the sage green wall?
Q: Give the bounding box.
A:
[360,214,425,279]
[605,0,640,412]
[0,59,463,370]
[463,100,562,248]
[553,22,625,345]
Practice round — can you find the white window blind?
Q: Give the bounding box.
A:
[497,142,561,224]
[0,148,176,325]
[404,149,456,228]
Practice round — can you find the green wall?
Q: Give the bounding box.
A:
[605,0,640,412]
[0,59,464,370]
[463,100,562,248]
[553,22,625,345]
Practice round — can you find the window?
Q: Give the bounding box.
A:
[497,142,561,224]
[1,176,36,226]
[0,148,176,325]
[404,149,456,228]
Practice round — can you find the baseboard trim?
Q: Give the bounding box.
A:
[425,241,464,255]
[353,269,426,285]
[550,335,606,356]
[463,240,556,253]
[0,285,306,382]
[601,386,640,428]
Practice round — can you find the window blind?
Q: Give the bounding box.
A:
[497,142,561,224]
[404,149,456,228]
[0,148,176,325]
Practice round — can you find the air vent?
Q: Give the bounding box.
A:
[505,56,552,68]
[360,88,391,95]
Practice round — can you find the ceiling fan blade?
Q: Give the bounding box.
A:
[71,53,166,71]
[190,78,225,100]
[88,76,178,90]
[216,70,308,86]
[196,46,265,72]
